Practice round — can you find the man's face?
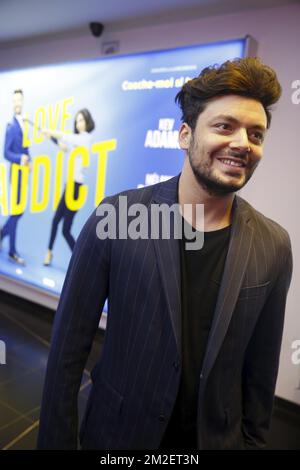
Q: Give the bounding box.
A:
[179,94,268,195]
[13,92,23,115]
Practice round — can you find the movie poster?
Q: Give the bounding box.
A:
[0,38,245,299]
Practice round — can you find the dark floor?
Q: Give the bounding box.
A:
[0,288,300,450]
[0,289,104,450]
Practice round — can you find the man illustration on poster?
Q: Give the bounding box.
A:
[0,89,30,265]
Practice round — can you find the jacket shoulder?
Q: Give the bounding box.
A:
[239,196,291,251]
[6,122,14,132]
[6,118,19,133]
[102,178,176,207]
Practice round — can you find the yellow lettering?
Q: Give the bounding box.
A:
[30,156,51,213]
[23,113,31,148]
[61,97,74,132]
[93,140,117,206]
[1,138,118,217]
[48,102,61,130]
[10,164,29,215]
[53,150,64,210]
[0,164,8,216]
[65,146,89,211]
[34,107,46,144]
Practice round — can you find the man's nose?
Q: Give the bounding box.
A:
[229,128,250,152]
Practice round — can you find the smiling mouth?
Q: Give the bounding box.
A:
[217,158,247,175]
[217,157,247,168]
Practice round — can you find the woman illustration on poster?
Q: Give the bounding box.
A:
[42,108,95,266]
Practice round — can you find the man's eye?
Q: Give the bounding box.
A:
[251,132,264,143]
[216,123,232,131]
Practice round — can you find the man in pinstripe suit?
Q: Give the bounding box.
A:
[38,58,293,450]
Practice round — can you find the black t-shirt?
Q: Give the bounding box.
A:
[160,222,231,449]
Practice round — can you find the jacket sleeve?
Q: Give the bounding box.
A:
[4,124,23,164]
[37,202,111,449]
[241,236,293,449]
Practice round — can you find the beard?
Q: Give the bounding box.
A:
[188,138,257,196]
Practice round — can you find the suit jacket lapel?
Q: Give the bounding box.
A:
[152,175,182,354]
[201,196,254,381]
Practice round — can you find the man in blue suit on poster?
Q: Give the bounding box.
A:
[0,89,30,265]
[38,58,293,450]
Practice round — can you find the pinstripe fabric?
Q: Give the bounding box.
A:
[37,175,293,450]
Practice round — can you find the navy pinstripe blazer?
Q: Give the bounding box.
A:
[37,174,293,450]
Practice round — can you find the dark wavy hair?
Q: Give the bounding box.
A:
[74,108,95,134]
[175,57,281,130]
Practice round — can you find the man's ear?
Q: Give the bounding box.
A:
[178,123,192,150]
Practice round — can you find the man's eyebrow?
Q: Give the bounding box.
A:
[210,114,267,131]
